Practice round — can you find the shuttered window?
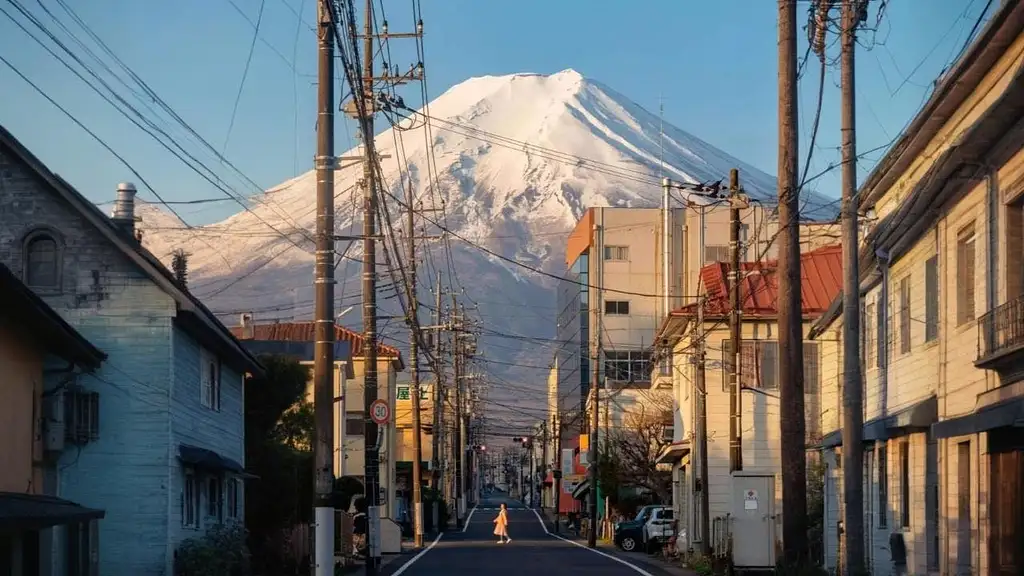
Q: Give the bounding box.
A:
[957,224,976,326]
[899,276,911,354]
[925,256,939,342]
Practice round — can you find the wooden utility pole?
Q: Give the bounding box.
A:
[777,0,808,567]
[840,1,866,573]
[727,168,747,472]
[587,215,603,549]
[404,181,425,548]
[312,1,336,574]
[696,207,711,557]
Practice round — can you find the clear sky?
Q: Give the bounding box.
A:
[0,0,995,225]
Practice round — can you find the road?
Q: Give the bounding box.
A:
[382,493,673,576]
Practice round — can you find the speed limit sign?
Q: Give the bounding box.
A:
[369,399,390,425]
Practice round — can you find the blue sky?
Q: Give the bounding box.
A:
[0,0,995,225]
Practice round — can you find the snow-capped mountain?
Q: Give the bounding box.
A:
[137,69,833,424]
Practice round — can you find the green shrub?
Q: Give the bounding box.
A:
[174,523,251,576]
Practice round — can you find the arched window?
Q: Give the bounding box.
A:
[25,233,59,288]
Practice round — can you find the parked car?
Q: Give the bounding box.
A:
[613,505,672,552]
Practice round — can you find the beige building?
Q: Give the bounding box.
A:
[654,244,841,565]
[811,4,1024,574]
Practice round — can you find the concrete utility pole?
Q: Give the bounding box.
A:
[727,168,747,473]
[552,412,562,532]
[430,271,444,490]
[777,0,808,566]
[313,1,336,573]
[840,1,866,573]
[404,181,425,548]
[452,296,465,530]
[587,215,603,549]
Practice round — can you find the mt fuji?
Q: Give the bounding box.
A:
[136,69,834,425]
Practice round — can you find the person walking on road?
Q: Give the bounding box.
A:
[493,503,511,544]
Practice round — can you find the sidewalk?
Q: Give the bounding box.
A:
[539,508,695,576]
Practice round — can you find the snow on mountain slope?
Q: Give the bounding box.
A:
[137,69,835,421]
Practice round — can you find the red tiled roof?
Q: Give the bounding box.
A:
[675,244,842,317]
[229,322,404,367]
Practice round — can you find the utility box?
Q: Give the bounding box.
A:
[731,471,776,570]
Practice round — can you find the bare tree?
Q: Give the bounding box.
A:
[604,391,674,502]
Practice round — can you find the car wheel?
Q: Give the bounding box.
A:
[620,536,637,552]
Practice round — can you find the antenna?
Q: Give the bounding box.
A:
[659,93,666,179]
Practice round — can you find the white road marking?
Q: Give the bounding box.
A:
[390,532,444,576]
[529,509,656,576]
[462,505,478,532]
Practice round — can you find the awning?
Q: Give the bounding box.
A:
[572,479,590,501]
[179,444,256,478]
[822,395,937,448]
[0,492,105,534]
[656,440,691,464]
[933,396,1024,439]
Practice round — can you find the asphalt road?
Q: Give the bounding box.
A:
[382,493,673,576]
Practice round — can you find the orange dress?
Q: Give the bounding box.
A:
[493,509,508,537]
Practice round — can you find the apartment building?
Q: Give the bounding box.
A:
[812,4,1024,574]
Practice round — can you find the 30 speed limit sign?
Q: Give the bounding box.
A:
[369,399,390,425]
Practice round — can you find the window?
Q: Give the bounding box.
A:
[345,412,365,436]
[65,389,100,444]
[877,297,886,368]
[899,440,910,528]
[207,477,222,521]
[899,276,911,354]
[226,478,240,519]
[956,224,976,326]
[603,350,651,382]
[200,348,221,410]
[604,300,630,315]
[658,352,672,376]
[865,303,876,368]
[721,340,779,391]
[704,245,729,263]
[24,233,59,288]
[183,469,199,528]
[925,256,939,342]
[803,343,821,440]
[604,245,629,261]
[878,443,888,528]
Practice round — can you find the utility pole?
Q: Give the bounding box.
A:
[587,215,603,549]
[728,169,747,472]
[840,1,865,574]
[777,0,808,567]
[312,1,336,574]
[430,271,444,491]
[541,420,548,510]
[696,207,710,557]
[404,181,425,548]
[452,296,464,530]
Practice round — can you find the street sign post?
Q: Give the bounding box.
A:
[370,399,390,425]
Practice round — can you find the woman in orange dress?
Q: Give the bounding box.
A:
[493,503,511,544]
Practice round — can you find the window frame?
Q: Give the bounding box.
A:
[207,476,223,522]
[226,477,240,519]
[899,439,910,528]
[878,443,888,528]
[604,300,630,315]
[924,255,939,342]
[956,223,976,326]
[603,245,630,261]
[183,468,199,528]
[22,229,62,291]
[200,347,221,411]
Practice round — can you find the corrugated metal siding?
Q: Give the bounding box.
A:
[230,321,402,363]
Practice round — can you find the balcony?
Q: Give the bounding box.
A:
[976,295,1024,379]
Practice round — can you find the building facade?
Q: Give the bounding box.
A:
[812,4,1024,574]
[0,125,262,574]
[655,244,841,564]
